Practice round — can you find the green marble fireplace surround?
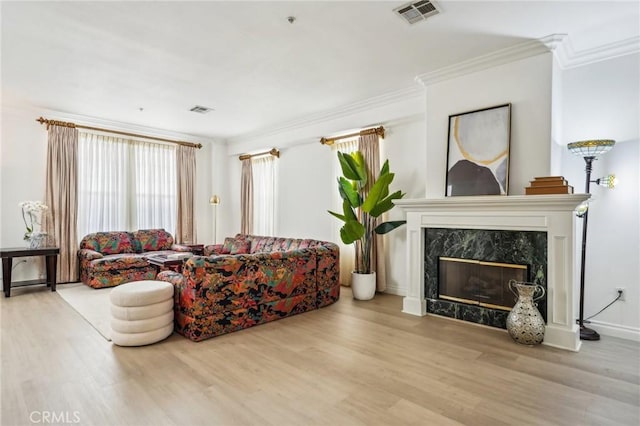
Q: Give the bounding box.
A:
[395,194,589,352]
[424,228,547,329]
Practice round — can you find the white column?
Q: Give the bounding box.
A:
[402,211,426,315]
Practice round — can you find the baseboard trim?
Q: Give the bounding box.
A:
[587,320,640,342]
[383,285,406,297]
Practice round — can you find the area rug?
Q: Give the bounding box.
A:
[57,283,112,341]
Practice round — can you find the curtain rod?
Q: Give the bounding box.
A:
[320,125,385,146]
[238,148,280,161]
[36,117,203,149]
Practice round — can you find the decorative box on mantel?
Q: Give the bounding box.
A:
[395,194,589,352]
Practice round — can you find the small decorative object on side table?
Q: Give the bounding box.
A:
[19,201,49,249]
[0,246,60,297]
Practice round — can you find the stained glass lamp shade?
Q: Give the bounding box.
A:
[567,139,615,158]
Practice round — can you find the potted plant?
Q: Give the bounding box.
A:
[328,151,406,300]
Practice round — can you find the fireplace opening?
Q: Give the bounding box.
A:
[438,257,529,311]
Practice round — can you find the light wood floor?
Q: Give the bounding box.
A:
[1,284,639,426]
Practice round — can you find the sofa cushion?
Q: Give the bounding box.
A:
[251,236,277,253]
[204,244,225,256]
[298,239,316,249]
[134,229,174,252]
[89,253,149,272]
[221,238,235,254]
[80,231,137,255]
[221,237,251,254]
[229,239,251,254]
[272,238,294,252]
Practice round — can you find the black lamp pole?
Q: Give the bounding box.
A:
[578,156,600,341]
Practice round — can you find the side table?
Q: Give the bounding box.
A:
[0,247,60,297]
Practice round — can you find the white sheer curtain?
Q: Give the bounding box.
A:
[78,133,177,239]
[133,141,177,232]
[332,137,359,286]
[252,155,277,236]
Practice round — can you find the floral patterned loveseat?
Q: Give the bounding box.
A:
[78,229,192,288]
[156,234,340,342]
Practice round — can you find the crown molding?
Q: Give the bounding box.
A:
[227,85,424,145]
[8,103,222,145]
[416,34,567,86]
[555,36,640,69]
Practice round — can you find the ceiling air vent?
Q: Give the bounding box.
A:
[394,0,440,25]
[189,105,213,114]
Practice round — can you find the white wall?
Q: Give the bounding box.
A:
[560,53,640,340]
[276,142,335,241]
[563,53,640,144]
[550,55,564,176]
[424,53,554,197]
[0,105,224,282]
[208,141,231,244]
[224,141,337,242]
[0,106,49,281]
[382,117,427,295]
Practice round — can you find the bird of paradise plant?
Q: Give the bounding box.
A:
[328,151,406,274]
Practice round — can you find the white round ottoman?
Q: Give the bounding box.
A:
[109,280,174,346]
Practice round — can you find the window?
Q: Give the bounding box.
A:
[251,155,277,235]
[77,133,177,239]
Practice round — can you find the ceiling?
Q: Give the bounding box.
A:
[2,1,638,141]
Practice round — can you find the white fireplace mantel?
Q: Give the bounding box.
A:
[395,194,590,352]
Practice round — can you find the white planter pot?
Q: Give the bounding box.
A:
[351,272,376,300]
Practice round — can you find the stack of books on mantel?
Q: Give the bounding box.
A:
[525,176,574,195]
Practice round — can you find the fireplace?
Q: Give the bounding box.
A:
[395,195,588,351]
[438,257,528,311]
[425,228,547,329]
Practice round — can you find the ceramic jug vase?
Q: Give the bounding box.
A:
[506,280,546,345]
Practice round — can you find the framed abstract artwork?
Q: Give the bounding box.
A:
[445,103,512,196]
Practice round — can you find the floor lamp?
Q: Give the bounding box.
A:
[567,139,615,341]
[209,195,220,244]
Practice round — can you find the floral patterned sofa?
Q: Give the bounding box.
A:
[78,229,192,288]
[156,234,340,342]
